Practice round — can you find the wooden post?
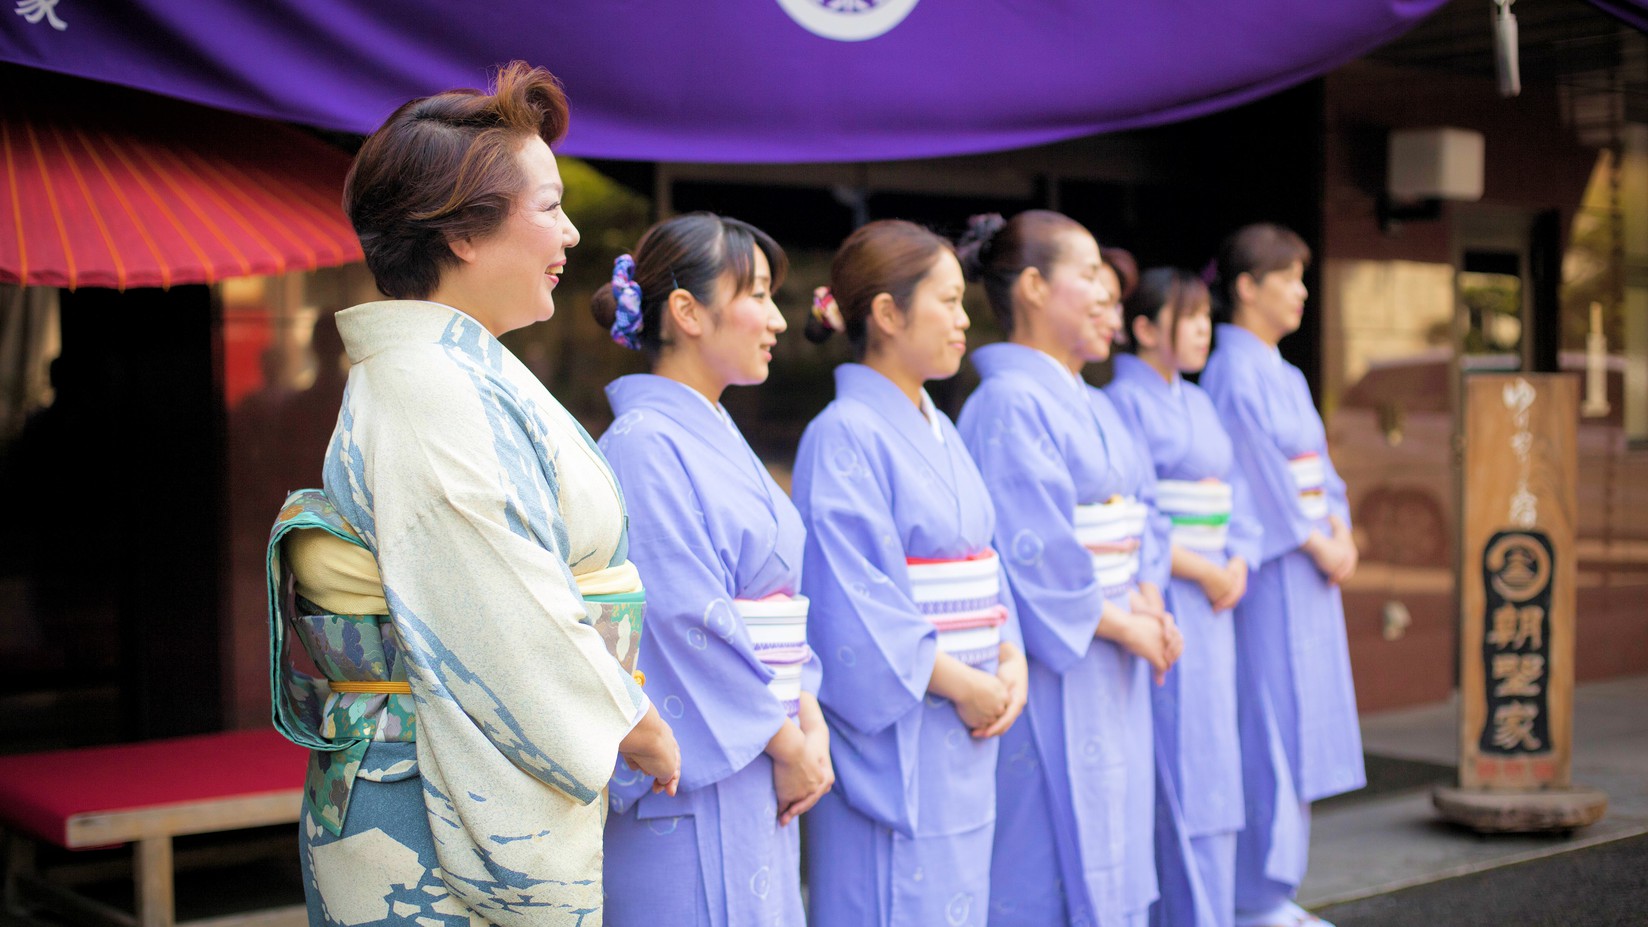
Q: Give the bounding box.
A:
[135,836,175,927]
[1434,373,1607,831]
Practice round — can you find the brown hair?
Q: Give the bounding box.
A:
[589,212,787,357]
[1208,223,1311,323]
[1100,246,1139,303]
[1122,266,1209,354]
[807,220,955,359]
[955,210,1090,335]
[344,61,570,300]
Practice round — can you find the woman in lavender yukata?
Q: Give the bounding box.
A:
[1199,225,1365,927]
[1106,268,1262,927]
[794,219,1029,927]
[954,211,1183,927]
[595,213,834,927]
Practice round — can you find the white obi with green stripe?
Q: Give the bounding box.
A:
[1157,479,1232,554]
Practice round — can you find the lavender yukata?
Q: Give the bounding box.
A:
[1107,353,1261,927]
[958,343,1164,927]
[795,364,1021,927]
[1199,325,1365,920]
[599,374,814,927]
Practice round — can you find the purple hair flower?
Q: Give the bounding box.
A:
[610,254,644,350]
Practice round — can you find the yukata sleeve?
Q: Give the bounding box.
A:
[346,357,647,809]
[1320,440,1354,528]
[1212,380,1318,566]
[1224,455,1264,568]
[798,420,936,737]
[608,431,789,791]
[1109,391,1173,591]
[960,387,1105,674]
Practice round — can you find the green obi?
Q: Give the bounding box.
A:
[267,489,415,837]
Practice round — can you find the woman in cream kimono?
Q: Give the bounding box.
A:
[266,62,679,927]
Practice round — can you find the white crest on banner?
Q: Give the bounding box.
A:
[15,0,66,30]
[775,0,919,42]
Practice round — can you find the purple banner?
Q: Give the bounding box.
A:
[3,1,1449,163]
[1588,0,1648,31]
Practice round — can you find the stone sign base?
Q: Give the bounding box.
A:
[1433,785,1609,833]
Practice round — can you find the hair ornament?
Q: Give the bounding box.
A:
[1199,258,1220,287]
[811,286,845,333]
[610,254,645,350]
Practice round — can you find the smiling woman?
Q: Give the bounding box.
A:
[265,61,681,927]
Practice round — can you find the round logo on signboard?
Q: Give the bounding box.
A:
[774,0,921,41]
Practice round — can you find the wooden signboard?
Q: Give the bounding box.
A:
[1435,373,1607,831]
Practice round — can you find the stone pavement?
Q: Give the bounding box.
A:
[1299,673,1648,910]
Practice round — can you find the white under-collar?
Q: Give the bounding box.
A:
[919,389,945,445]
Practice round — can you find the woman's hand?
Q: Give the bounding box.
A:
[1210,556,1248,612]
[1099,604,1178,686]
[1305,524,1358,586]
[782,694,835,825]
[767,715,829,826]
[973,642,1029,739]
[619,703,681,796]
[1327,516,1359,585]
[929,652,1010,731]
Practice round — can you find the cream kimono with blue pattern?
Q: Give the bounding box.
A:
[303,300,648,927]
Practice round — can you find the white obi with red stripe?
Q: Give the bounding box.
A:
[1157,479,1232,554]
[905,549,1009,669]
[735,595,811,719]
[1074,496,1149,598]
[1288,453,1330,522]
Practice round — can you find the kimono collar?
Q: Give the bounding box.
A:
[1215,322,1285,369]
[605,373,738,438]
[335,300,506,370]
[834,363,949,446]
[1111,352,1182,396]
[971,342,1088,408]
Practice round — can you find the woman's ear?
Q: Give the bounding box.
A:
[1131,313,1159,351]
[867,291,902,340]
[1234,271,1258,308]
[665,288,704,339]
[1013,266,1048,313]
[447,237,477,265]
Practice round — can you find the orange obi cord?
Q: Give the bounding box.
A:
[633,671,646,687]
[328,680,412,694]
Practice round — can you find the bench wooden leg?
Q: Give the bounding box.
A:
[134,836,174,927]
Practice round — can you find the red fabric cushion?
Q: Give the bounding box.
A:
[0,729,307,846]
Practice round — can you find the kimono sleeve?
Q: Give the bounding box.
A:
[1224,455,1264,568]
[959,384,1104,674]
[797,418,937,737]
[606,429,789,792]
[1107,389,1173,591]
[1321,443,1354,527]
[341,357,648,810]
[1212,379,1318,565]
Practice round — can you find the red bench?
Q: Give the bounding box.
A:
[0,729,307,927]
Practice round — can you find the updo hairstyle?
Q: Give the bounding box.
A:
[805,220,956,359]
[589,212,787,356]
[344,61,570,301]
[954,210,1090,335]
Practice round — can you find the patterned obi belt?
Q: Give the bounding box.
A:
[906,549,1009,669]
[267,488,646,836]
[1288,452,1331,522]
[736,595,812,719]
[1074,496,1149,598]
[1157,479,1232,554]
